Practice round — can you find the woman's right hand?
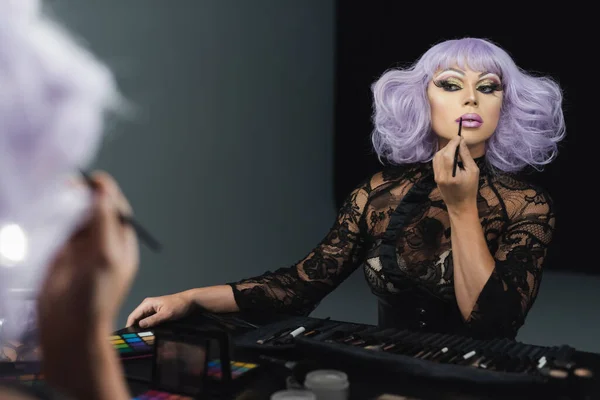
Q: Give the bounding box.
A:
[126,292,194,328]
[126,285,240,328]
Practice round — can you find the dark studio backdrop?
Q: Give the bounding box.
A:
[44,1,599,352]
[334,3,592,275]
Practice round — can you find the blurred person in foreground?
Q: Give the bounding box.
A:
[0,0,138,399]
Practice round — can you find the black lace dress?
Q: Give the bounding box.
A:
[228,157,555,339]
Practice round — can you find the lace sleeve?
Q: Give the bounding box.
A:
[227,181,371,316]
[466,189,555,339]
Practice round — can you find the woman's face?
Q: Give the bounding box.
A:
[427,65,503,157]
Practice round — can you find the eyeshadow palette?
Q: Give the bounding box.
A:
[132,389,193,400]
[110,331,155,359]
[207,359,258,380]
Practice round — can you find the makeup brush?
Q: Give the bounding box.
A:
[452,117,463,178]
[79,169,162,252]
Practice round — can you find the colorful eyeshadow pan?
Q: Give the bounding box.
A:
[207,359,258,380]
[110,331,155,359]
[132,390,193,400]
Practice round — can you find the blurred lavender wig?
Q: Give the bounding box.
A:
[371,37,566,172]
[0,0,124,336]
[0,0,123,182]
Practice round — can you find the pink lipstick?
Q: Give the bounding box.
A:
[456,113,483,128]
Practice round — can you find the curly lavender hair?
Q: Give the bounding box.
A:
[0,0,123,186]
[371,37,566,172]
[0,0,124,327]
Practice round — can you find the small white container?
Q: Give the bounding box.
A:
[303,369,349,400]
[270,389,317,400]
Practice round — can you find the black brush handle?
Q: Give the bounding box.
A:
[452,118,463,177]
[80,169,162,252]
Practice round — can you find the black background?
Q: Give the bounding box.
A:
[334,4,593,274]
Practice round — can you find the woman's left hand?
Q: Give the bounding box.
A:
[432,136,480,213]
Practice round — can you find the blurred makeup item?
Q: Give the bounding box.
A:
[110,330,155,360]
[258,354,297,370]
[574,367,594,379]
[552,344,577,369]
[0,372,45,387]
[207,359,259,381]
[270,390,316,400]
[549,368,569,379]
[452,117,463,177]
[304,369,349,400]
[132,390,193,400]
[538,366,569,381]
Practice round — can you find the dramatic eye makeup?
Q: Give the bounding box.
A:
[433,70,503,93]
[475,76,503,94]
[433,76,463,91]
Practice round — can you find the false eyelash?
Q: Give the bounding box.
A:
[433,79,460,90]
[479,82,503,92]
[434,79,504,93]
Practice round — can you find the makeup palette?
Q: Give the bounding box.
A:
[110,331,155,359]
[207,359,258,380]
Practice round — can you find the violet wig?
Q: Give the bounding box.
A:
[371,37,566,172]
[0,0,123,339]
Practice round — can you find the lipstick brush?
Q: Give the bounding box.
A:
[79,169,162,252]
[452,117,463,178]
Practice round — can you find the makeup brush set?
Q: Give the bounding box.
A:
[292,321,597,388]
[232,316,597,393]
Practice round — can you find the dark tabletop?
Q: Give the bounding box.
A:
[120,311,600,400]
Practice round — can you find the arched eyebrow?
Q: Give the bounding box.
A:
[478,72,501,81]
[436,68,501,80]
